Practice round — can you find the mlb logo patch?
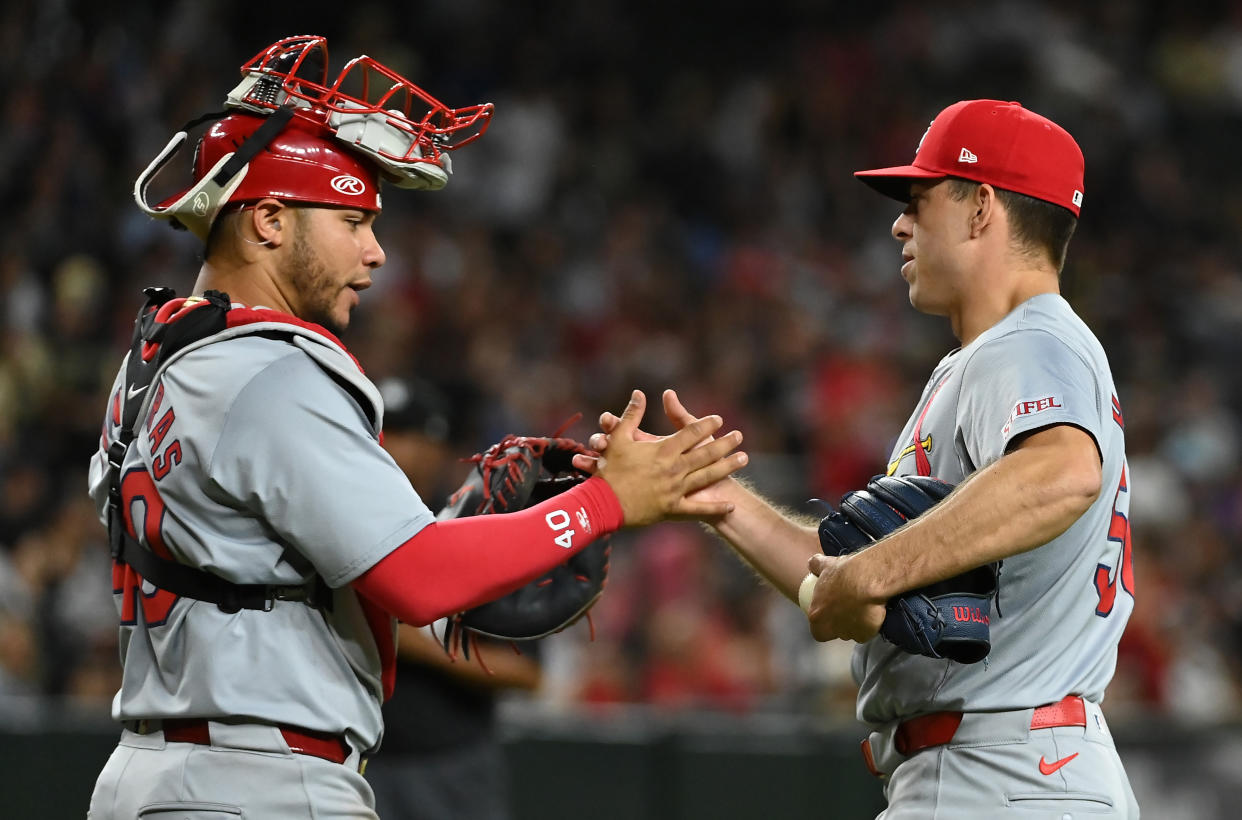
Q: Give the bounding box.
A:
[1002,395,1063,436]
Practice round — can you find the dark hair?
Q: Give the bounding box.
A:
[946,178,1078,272]
[203,208,242,262]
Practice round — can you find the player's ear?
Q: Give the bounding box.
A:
[250,199,287,248]
[968,183,996,238]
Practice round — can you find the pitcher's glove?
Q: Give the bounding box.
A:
[436,434,610,655]
[817,475,999,664]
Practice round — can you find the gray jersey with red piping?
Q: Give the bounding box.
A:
[854,293,1133,727]
[87,306,433,753]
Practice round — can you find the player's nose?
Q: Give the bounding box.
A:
[891,211,913,241]
[364,233,386,269]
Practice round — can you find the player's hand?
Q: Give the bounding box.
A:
[593,390,748,525]
[573,389,745,522]
[804,552,886,643]
[573,389,710,467]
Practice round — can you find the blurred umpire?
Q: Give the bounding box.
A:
[367,377,540,820]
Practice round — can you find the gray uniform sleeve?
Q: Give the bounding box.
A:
[957,329,1102,468]
[205,351,433,587]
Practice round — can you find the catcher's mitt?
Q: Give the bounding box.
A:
[817,475,999,664]
[436,433,610,657]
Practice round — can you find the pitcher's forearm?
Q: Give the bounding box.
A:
[708,478,822,601]
[849,427,1102,602]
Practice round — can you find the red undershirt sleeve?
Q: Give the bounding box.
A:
[352,476,624,626]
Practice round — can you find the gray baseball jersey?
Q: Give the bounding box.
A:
[88,320,434,752]
[855,293,1133,726]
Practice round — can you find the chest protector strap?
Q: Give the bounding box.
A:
[106,287,331,614]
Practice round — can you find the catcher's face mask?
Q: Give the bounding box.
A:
[134,35,493,241]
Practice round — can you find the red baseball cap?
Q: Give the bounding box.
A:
[855,100,1085,217]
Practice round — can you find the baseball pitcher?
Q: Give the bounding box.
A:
[587,100,1139,818]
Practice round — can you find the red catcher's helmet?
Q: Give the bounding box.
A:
[134,35,493,241]
[182,112,381,221]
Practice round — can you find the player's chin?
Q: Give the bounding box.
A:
[330,290,360,331]
[908,291,935,313]
[342,284,362,311]
[311,303,352,337]
[906,282,921,309]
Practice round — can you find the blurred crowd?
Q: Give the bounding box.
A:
[2,0,1241,727]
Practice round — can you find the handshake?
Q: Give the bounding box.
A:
[439,386,993,667]
[571,388,749,525]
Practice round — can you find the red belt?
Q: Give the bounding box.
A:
[862,695,1087,777]
[144,718,352,766]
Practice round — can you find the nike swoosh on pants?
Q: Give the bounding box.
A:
[1038,752,1079,775]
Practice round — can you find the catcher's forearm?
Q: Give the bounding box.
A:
[397,625,541,691]
[709,479,822,602]
[857,426,1101,600]
[353,477,623,625]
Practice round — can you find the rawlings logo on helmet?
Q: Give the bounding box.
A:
[330,174,366,195]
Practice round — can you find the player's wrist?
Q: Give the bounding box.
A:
[841,549,891,603]
[576,475,625,532]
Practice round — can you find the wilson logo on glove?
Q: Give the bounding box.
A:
[952,606,989,625]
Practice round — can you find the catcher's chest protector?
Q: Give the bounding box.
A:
[105,287,335,612]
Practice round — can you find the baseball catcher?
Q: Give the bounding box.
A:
[436,431,610,660]
[816,475,1000,663]
[88,33,749,820]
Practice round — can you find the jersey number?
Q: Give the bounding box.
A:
[112,468,180,626]
[1093,463,1135,616]
[546,509,575,549]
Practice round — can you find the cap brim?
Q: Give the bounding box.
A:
[854,165,946,202]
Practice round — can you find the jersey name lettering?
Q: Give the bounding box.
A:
[145,383,165,432]
[145,392,182,481]
[152,441,182,480]
[148,408,175,453]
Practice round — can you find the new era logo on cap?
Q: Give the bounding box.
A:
[854,100,1086,217]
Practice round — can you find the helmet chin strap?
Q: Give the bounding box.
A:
[209,107,295,187]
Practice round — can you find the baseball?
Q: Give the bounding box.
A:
[798,572,818,614]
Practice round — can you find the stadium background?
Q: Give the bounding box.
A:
[2,0,1241,816]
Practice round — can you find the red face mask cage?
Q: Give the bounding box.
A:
[136,34,493,240]
[235,35,492,168]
